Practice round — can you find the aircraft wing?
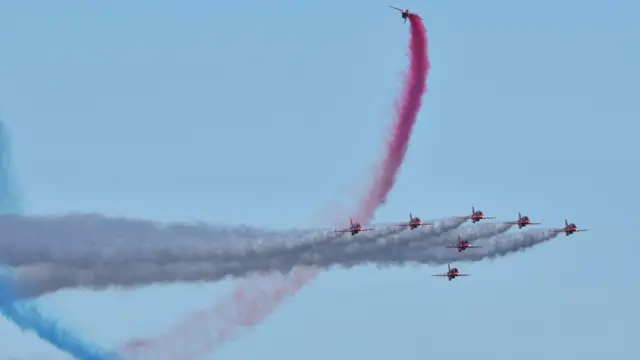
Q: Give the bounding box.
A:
[505,220,538,225]
[432,274,448,277]
[394,222,432,227]
[457,274,470,276]
[361,228,375,231]
[551,228,581,233]
[456,216,472,220]
[467,246,481,248]
[483,217,496,220]
[389,6,403,11]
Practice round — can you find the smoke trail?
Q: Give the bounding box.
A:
[0,271,120,360]
[0,216,466,268]
[356,15,430,223]
[0,219,507,294]
[0,214,325,268]
[381,229,562,266]
[0,120,119,360]
[118,14,431,360]
[7,218,460,293]
[13,222,522,296]
[0,122,23,213]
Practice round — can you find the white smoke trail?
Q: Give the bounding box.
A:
[7,217,467,296]
[0,214,466,268]
[379,228,561,266]
[0,213,337,267]
[12,223,553,297]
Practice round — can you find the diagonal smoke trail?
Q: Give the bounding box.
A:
[378,221,513,251]
[119,14,431,360]
[0,120,119,360]
[0,271,120,360]
[379,229,562,266]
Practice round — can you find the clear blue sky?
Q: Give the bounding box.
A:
[1,0,639,359]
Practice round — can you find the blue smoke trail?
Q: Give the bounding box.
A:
[0,120,120,360]
[0,273,120,360]
[0,120,23,214]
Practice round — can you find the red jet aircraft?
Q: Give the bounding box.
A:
[445,235,481,252]
[552,219,589,236]
[394,213,433,230]
[432,264,470,281]
[389,6,423,23]
[335,218,374,236]
[457,206,495,223]
[505,212,541,229]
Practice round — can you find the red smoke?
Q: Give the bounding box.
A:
[120,14,429,360]
[355,15,429,223]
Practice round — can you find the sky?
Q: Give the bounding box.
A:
[1,0,639,359]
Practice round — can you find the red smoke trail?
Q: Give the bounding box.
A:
[120,15,429,360]
[355,15,429,223]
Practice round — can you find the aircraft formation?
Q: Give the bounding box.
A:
[338,6,592,280]
[335,206,589,281]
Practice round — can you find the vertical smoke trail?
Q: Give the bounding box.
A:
[355,13,430,223]
[120,14,431,360]
[0,120,118,360]
[0,121,23,214]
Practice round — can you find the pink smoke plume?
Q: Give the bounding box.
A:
[119,14,430,360]
[355,15,429,223]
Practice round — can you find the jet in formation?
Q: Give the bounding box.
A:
[446,235,481,252]
[457,206,495,223]
[393,213,433,230]
[389,6,423,23]
[433,264,470,281]
[335,218,373,236]
[552,218,589,236]
[505,212,541,229]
